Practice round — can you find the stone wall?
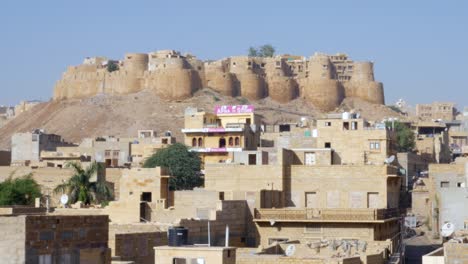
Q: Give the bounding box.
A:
[0,215,26,263]
[110,224,167,264]
[53,51,385,112]
[0,215,111,264]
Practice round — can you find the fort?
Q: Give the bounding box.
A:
[53,50,385,111]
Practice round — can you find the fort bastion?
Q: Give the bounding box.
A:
[53,50,385,111]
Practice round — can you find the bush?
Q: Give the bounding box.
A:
[143,143,202,190]
[386,121,415,152]
[107,61,119,72]
[0,174,41,206]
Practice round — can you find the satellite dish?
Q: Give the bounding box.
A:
[60,194,69,205]
[441,222,455,237]
[385,155,395,164]
[285,245,296,257]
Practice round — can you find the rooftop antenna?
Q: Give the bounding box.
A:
[384,155,396,165]
[285,244,296,257]
[441,222,455,238]
[60,194,69,208]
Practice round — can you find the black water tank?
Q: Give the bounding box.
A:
[168,226,188,246]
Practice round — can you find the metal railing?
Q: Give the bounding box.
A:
[255,208,399,221]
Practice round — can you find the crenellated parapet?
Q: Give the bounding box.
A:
[53,51,385,111]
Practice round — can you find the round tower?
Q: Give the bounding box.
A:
[123,53,149,73]
[144,68,196,100]
[307,53,336,80]
[237,73,265,100]
[267,76,297,103]
[351,62,375,82]
[302,54,343,111]
[348,61,385,104]
[302,79,344,111]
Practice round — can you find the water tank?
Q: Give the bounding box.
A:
[342,112,350,120]
[168,226,188,246]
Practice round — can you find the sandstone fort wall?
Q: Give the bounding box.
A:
[53,51,385,111]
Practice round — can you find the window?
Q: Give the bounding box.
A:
[457,182,464,187]
[219,192,225,200]
[305,153,316,165]
[39,255,52,264]
[324,142,331,148]
[248,154,257,165]
[219,138,226,148]
[113,150,119,157]
[351,121,358,130]
[192,138,197,147]
[440,181,449,188]
[343,122,349,130]
[39,231,54,241]
[61,231,74,240]
[228,137,234,146]
[235,137,240,146]
[198,138,203,147]
[304,223,321,233]
[370,141,380,150]
[279,124,291,132]
[325,122,331,127]
[162,138,168,144]
[141,192,152,202]
[105,150,111,157]
[173,258,186,264]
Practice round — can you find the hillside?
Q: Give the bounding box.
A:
[0,89,404,150]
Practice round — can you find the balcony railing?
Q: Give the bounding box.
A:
[254,208,399,221]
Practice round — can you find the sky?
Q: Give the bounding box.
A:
[0,0,467,108]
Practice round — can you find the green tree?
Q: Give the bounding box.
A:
[247,44,276,57]
[143,143,202,190]
[54,162,112,205]
[248,47,258,57]
[386,121,415,152]
[107,61,119,72]
[259,44,275,57]
[0,173,41,206]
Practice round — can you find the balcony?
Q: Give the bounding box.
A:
[254,208,399,222]
[40,151,81,159]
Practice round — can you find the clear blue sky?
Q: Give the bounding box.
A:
[1,0,467,108]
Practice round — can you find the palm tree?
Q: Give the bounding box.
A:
[54,162,112,205]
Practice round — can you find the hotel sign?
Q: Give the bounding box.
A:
[215,105,254,115]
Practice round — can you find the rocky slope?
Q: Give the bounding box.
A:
[0,89,404,150]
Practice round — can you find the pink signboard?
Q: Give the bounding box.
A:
[207,128,226,132]
[215,105,254,115]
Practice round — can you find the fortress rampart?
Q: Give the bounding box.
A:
[53,50,385,111]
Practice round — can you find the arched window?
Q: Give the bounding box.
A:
[235,137,240,146]
[198,137,203,147]
[192,138,197,147]
[228,137,234,146]
[219,138,226,148]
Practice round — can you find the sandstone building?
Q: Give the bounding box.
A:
[416,102,456,121]
[181,106,260,165]
[11,129,75,166]
[0,209,110,264]
[53,51,385,111]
